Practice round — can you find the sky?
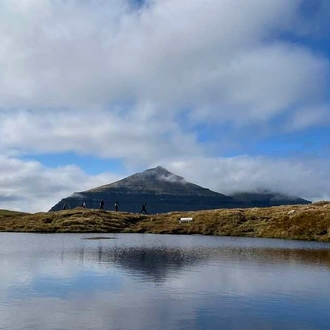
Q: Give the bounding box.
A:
[1,0,330,212]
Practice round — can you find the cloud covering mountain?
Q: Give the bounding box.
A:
[50,166,310,213]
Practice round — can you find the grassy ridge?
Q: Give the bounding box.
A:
[0,208,144,233]
[1,203,330,242]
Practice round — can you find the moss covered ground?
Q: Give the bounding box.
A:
[1,202,330,242]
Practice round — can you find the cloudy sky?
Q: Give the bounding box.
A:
[1,0,330,212]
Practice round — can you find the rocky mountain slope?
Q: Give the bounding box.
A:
[50,166,310,213]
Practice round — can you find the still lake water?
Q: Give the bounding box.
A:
[1,233,330,330]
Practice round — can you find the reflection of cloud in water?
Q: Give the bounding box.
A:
[2,264,330,330]
[1,234,330,329]
[4,236,330,287]
[65,243,330,284]
[4,242,330,303]
[207,246,330,269]
[6,270,123,301]
[1,234,330,287]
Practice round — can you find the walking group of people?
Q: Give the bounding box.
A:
[62,199,148,214]
[98,199,119,212]
[98,199,118,211]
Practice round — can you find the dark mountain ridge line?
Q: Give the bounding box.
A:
[49,166,311,213]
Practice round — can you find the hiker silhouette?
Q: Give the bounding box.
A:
[139,203,148,215]
[99,199,104,210]
[114,200,118,212]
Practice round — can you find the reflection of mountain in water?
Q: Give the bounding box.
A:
[65,242,330,283]
[95,246,207,283]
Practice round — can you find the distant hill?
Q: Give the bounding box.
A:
[229,191,311,207]
[49,166,311,213]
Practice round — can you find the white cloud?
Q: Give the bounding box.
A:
[192,44,328,123]
[167,156,330,201]
[0,156,122,212]
[0,0,328,126]
[0,1,329,211]
[286,104,330,131]
[1,154,330,213]
[0,109,202,163]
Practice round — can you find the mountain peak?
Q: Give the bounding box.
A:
[106,166,186,190]
[140,166,185,182]
[85,166,204,194]
[152,165,170,174]
[155,165,166,170]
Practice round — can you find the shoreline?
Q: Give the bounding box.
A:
[1,202,330,242]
